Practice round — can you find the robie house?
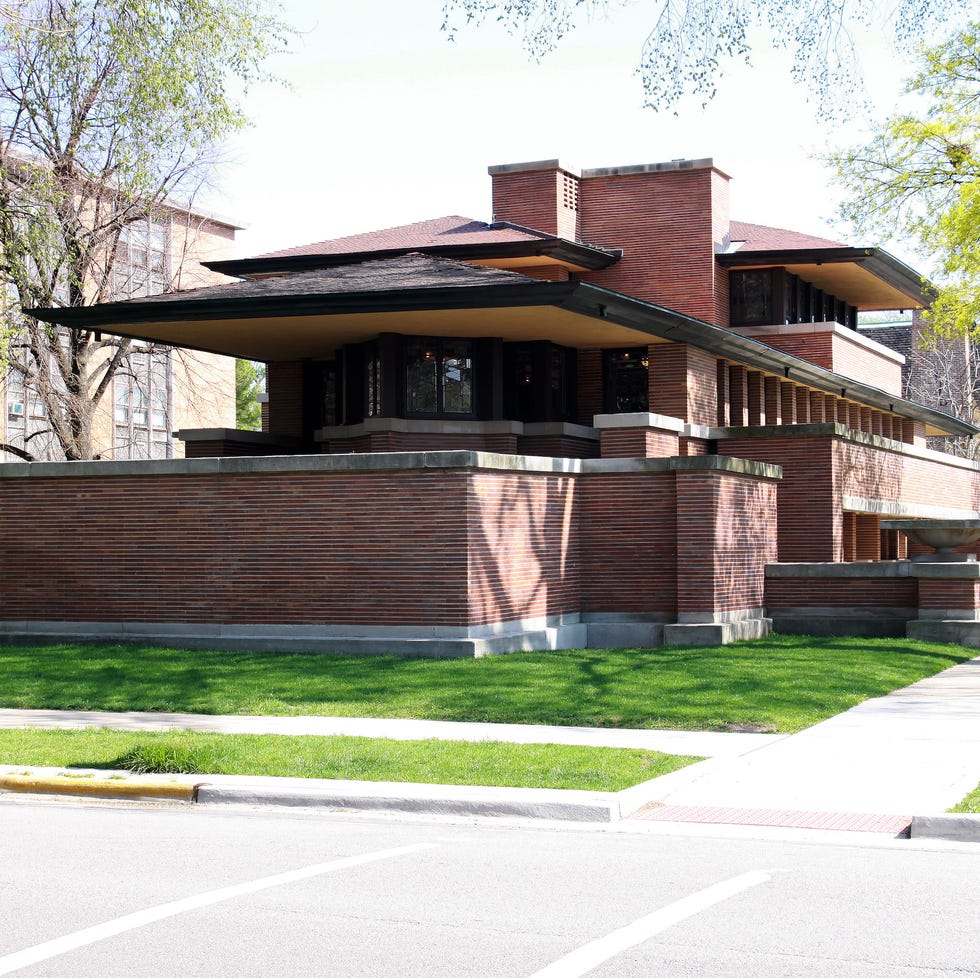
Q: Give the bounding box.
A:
[10,157,980,655]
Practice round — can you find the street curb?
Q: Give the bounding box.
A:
[909,813,980,842]
[0,773,199,803]
[194,782,622,822]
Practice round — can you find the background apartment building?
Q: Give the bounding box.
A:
[2,205,240,461]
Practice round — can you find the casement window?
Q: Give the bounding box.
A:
[730,268,858,330]
[503,341,577,423]
[404,338,474,418]
[603,348,649,413]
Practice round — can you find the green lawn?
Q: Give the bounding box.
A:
[0,635,971,733]
[0,729,697,791]
[949,784,980,814]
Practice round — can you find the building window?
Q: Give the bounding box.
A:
[503,341,576,423]
[730,268,858,330]
[365,344,383,418]
[603,348,649,413]
[730,270,773,325]
[114,217,170,298]
[404,338,474,417]
[113,347,172,459]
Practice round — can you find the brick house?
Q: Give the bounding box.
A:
[8,157,980,655]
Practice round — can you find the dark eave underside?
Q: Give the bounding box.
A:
[29,278,974,438]
[717,247,932,307]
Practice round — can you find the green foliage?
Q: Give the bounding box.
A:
[111,737,228,775]
[0,635,969,733]
[0,0,292,458]
[441,0,973,119]
[949,782,980,812]
[235,359,264,430]
[0,728,696,790]
[831,21,980,337]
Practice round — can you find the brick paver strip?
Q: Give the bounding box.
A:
[632,804,912,834]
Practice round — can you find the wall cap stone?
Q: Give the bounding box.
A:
[765,561,913,578]
[910,562,980,579]
[174,428,301,446]
[0,451,782,481]
[316,418,525,440]
[847,496,980,520]
[593,412,686,434]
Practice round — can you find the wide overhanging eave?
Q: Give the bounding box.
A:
[561,282,976,438]
[27,277,974,438]
[205,238,621,279]
[717,247,932,309]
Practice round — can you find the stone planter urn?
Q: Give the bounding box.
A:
[881,519,980,562]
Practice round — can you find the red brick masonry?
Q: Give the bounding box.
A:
[0,451,779,654]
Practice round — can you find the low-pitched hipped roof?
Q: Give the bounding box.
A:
[207,216,621,279]
[729,221,846,251]
[259,216,551,257]
[719,222,930,310]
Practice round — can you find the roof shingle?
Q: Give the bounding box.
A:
[729,220,846,251]
[258,216,550,259]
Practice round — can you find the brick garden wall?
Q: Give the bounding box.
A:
[0,454,780,642]
[578,471,679,616]
[676,470,778,617]
[0,466,471,626]
[467,471,581,626]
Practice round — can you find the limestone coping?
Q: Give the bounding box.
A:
[174,428,301,445]
[845,496,980,520]
[592,412,685,433]
[315,418,599,442]
[766,561,980,579]
[909,562,980,579]
[0,451,782,482]
[766,562,913,579]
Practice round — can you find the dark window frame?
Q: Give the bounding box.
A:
[603,347,649,414]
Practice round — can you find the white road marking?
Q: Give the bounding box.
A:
[0,842,435,976]
[527,870,772,978]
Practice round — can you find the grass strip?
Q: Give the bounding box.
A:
[0,728,700,792]
[0,635,971,733]
[948,783,980,814]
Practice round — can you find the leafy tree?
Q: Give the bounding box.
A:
[442,0,974,119]
[0,0,290,460]
[235,359,264,431]
[831,20,980,338]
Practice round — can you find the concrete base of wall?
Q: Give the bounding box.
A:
[663,617,773,647]
[0,610,780,656]
[0,619,590,659]
[907,619,980,647]
[583,614,670,649]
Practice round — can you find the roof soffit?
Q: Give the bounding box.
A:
[26,257,973,438]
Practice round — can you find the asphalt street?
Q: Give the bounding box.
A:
[0,797,977,977]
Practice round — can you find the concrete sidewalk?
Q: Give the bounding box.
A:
[1,657,978,837]
[0,708,777,757]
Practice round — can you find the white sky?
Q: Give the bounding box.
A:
[209,0,934,269]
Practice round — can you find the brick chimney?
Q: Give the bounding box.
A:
[488,158,732,326]
[488,160,581,241]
